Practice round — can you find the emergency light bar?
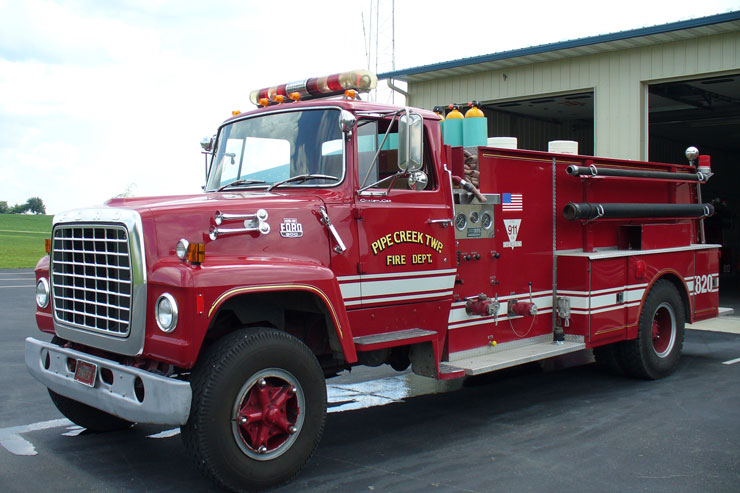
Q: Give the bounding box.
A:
[249,69,377,106]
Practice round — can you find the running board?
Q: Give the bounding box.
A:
[439,340,586,376]
[353,328,437,351]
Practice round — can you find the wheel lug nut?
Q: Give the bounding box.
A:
[258,379,267,387]
[289,386,297,395]
[288,426,297,434]
[240,417,248,424]
[257,445,267,454]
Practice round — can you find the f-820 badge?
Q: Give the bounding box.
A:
[280,218,303,238]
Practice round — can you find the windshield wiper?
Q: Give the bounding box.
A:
[266,174,338,192]
[217,179,266,192]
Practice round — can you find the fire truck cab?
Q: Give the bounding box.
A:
[26,70,720,492]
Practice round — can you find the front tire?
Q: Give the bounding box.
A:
[182,328,326,492]
[48,390,133,432]
[620,280,685,379]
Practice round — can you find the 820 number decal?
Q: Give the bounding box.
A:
[694,274,716,295]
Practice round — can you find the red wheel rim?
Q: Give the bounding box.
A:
[651,302,676,358]
[232,369,304,461]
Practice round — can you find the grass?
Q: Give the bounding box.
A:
[0,214,53,268]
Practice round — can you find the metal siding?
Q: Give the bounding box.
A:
[406,31,740,160]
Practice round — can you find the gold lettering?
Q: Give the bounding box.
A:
[412,253,433,264]
[386,255,406,266]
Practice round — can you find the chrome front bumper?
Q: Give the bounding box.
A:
[25,337,192,426]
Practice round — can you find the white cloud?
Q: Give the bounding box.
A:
[0,0,737,213]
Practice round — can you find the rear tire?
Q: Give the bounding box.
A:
[182,328,326,492]
[593,343,625,375]
[47,337,133,432]
[620,280,685,379]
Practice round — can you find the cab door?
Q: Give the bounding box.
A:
[350,117,456,312]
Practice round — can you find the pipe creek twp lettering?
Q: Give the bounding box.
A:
[371,230,444,255]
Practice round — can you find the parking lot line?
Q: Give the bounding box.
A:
[722,357,740,365]
[0,418,71,456]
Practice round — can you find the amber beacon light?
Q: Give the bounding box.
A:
[249,69,377,105]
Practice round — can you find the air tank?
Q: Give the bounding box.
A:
[462,101,487,147]
[443,105,464,147]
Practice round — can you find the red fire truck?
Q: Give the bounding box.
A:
[26,69,720,491]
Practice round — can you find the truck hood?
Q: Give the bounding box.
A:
[70,192,332,268]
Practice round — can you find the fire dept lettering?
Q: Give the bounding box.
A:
[370,231,444,255]
[385,253,434,266]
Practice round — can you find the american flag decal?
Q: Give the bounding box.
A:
[502,193,523,212]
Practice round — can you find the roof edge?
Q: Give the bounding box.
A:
[378,10,740,80]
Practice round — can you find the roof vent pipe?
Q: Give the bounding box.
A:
[386,78,409,98]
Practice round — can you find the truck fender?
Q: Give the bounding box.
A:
[196,261,357,364]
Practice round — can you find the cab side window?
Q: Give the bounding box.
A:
[357,118,436,191]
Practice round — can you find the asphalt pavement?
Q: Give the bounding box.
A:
[2,269,740,492]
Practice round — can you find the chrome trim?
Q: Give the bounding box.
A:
[210,208,270,240]
[155,293,178,333]
[319,206,346,253]
[556,243,722,259]
[427,218,452,227]
[214,208,268,225]
[25,337,191,425]
[51,208,147,356]
[36,277,50,308]
[176,238,189,260]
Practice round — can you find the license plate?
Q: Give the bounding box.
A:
[74,360,98,387]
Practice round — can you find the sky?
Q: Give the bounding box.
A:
[1,0,739,214]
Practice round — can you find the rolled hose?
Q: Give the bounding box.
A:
[563,202,714,221]
[565,164,705,182]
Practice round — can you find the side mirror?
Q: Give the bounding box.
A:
[398,109,423,172]
[201,135,216,186]
[339,110,356,137]
[200,135,215,152]
[408,170,428,190]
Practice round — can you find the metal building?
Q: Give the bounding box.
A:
[379,11,740,282]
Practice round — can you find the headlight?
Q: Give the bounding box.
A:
[176,239,189,260]
[36,278,50,309]
[155,293,178,333]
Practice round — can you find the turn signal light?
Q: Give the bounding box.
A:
[232,110,241,116]
[344,89,357,99]
[45,238,51,254]
[289,92,301,101]
[187,243,205,264]
[274,94,285,103]
[258,97,269,107]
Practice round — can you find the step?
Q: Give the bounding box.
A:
[353,328,437,351]
[439,340,586,376]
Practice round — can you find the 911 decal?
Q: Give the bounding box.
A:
[502,219,522,249]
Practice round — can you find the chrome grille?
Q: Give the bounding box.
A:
[51,224,132,337]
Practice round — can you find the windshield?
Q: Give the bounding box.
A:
[206,108,344,191]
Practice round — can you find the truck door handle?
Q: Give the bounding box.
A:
[427,218,453,228]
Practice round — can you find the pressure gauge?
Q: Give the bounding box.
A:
[455,213,467,231]
[481,211,493,229]
[469,211,479,223]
